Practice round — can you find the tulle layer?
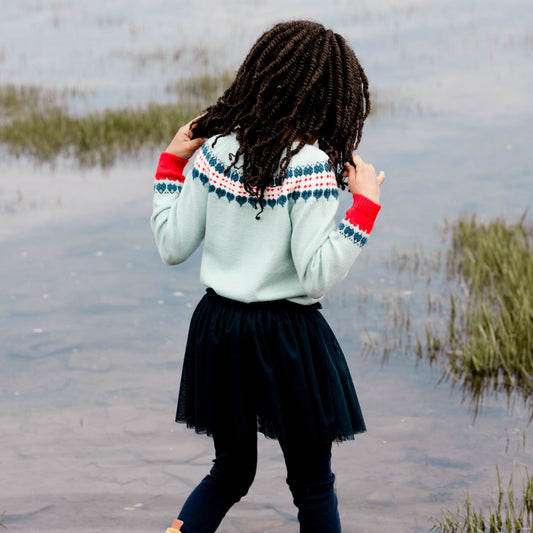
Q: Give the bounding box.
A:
[176,289,366,443]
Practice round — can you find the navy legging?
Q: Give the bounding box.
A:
[177,433,341,532]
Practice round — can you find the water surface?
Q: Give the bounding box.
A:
[1,0,532,531]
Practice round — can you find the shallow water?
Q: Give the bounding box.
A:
[1,0,533,532]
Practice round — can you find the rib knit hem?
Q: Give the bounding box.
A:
[345,194,381,234]
[155,152,188,183]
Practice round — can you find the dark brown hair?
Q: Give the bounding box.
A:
[192,20,370,216]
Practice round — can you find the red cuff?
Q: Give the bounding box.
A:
[344,194,381,234]
[155,152,188,183]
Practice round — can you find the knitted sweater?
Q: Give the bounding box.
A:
[151,134,381,305]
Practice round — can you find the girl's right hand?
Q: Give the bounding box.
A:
[165,116,207,160]
[343,155,385,204]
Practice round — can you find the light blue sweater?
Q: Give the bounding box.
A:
[151,134,381,305]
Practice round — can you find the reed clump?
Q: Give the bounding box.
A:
[439,213,533,417]
[431,467,533,532]
[1,101,195,167]
[0,73,232,167]
[374,213,533,417]
[0,84,67,120]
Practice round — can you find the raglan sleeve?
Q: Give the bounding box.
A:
[289,165,381,300]
[150,150,209,265]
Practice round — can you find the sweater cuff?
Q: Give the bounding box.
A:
[344,194,381,234]
[155,152,188,183]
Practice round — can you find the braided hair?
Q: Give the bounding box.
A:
[192,20,370,216]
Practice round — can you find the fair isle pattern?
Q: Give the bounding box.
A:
[338,221,369,247]
[154,180,183,194]
[191,143,339,208]
[152,147,381,305]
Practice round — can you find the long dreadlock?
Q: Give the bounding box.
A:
[192,20,370,217]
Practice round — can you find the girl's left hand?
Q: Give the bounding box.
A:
[165,117,207,160]
[343,155,385,204]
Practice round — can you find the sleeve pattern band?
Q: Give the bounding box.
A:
[338,193,381,247]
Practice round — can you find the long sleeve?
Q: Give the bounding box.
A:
[151,151,208,265]
[289,173,381,299]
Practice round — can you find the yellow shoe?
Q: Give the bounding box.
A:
[165,519,183,533]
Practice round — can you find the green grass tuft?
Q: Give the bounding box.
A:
[0,73,233,167]
[439,213,533,417]
[0,101,199,167]
[374,213,533,418]
[431,467,533,532]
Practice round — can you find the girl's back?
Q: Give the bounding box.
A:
[152,19,385,533]
[153,131,377,304]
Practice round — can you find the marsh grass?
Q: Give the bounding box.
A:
[1,100,197,167]
[0,84,74,120]
[0,72,405,168]
[166,71,235,104]
[431,467,533,532]
[372,213,533,418]
[110,46,212,69]
[0,72,233,167]
[438,214,533,417]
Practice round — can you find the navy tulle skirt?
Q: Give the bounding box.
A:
[176,289,366,443]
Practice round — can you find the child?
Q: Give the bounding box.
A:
[152,20,384,533]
